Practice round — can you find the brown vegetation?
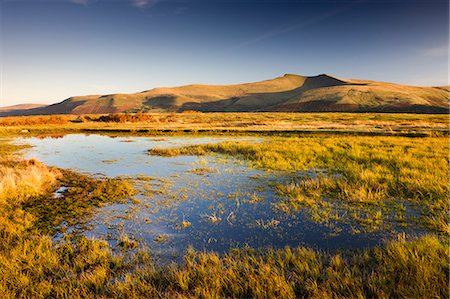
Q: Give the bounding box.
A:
[1,74,448,115]
[0,132,448,298]
[0,115,70,126]
[93,113,155,123]
[0,113,448,138]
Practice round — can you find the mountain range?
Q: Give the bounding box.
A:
[1,74,448,116]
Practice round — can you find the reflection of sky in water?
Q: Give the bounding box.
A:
[17,134,256,177]
[16,134,394,256]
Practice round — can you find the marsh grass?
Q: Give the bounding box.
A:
[0,233,447,298]
[0,133,448,298]
[1,112,448,137]
[0,140,31,156]
[0,115,69,126]
[117,235,139,249]
[189,167,217,175]
[93,113,155,123]
[149,135,449,234]
[0,158,59,247]
[23,169,135,234]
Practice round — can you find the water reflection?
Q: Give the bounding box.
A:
[17,134,389,256]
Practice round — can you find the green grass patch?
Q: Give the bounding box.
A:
[0,233,447,298]
[149,135,449,234]
[23,170,135,234]
[0,130,448,298]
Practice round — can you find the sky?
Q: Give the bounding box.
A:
[0,0,448,106]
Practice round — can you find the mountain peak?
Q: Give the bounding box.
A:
[283,73,302,77]
[1,74,448,116]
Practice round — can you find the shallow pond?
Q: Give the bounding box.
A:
[15,134,409,257]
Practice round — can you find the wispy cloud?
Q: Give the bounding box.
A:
[420,46,448,58]
[174,6,187,15]
[222,0,365,53]
[131,0,161,9]
[70,0,90,5]
[68,0,164,9]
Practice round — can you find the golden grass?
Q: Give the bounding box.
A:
[0,115,69,126]
[148,135,448,199]
[0,159,59,206]
[92,113,155,123]
[149,135,449,234]
[0,113,448,137]
[0,233,447,298]
[0,120,450,298]
[0,128,448,298]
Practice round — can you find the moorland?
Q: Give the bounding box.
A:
[0,112,448,298]
[1,74,448,116]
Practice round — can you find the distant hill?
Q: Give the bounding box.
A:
[0,103,46,113]
[1,74,448,116]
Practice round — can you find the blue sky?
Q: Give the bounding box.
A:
[0,0,448,106]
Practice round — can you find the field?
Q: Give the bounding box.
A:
[0,112,448,298]
[0,112,448,135]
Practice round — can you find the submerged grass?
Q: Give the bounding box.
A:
[24,170,135,234]
[149,135,449,234]
[0,133,448,298]
[0,232,448,298]
[0,139,136,237]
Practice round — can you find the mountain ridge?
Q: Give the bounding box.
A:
[1,74,448,116]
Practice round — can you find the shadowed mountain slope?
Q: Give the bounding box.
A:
[0,104,46,113]
[2,74,448,115]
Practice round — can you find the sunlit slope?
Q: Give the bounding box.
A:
[271,77,449,113]
[2,74,448,115]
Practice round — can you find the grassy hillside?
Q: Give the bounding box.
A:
[2,74,448,115]
[0,104,46,113]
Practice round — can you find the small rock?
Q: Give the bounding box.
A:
[54,186,68,198]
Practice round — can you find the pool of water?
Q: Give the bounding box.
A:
[15,134,398,256]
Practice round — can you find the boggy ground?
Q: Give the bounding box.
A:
[0,114,448,298]
[0,112,448,137]
[149,135,449,236]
